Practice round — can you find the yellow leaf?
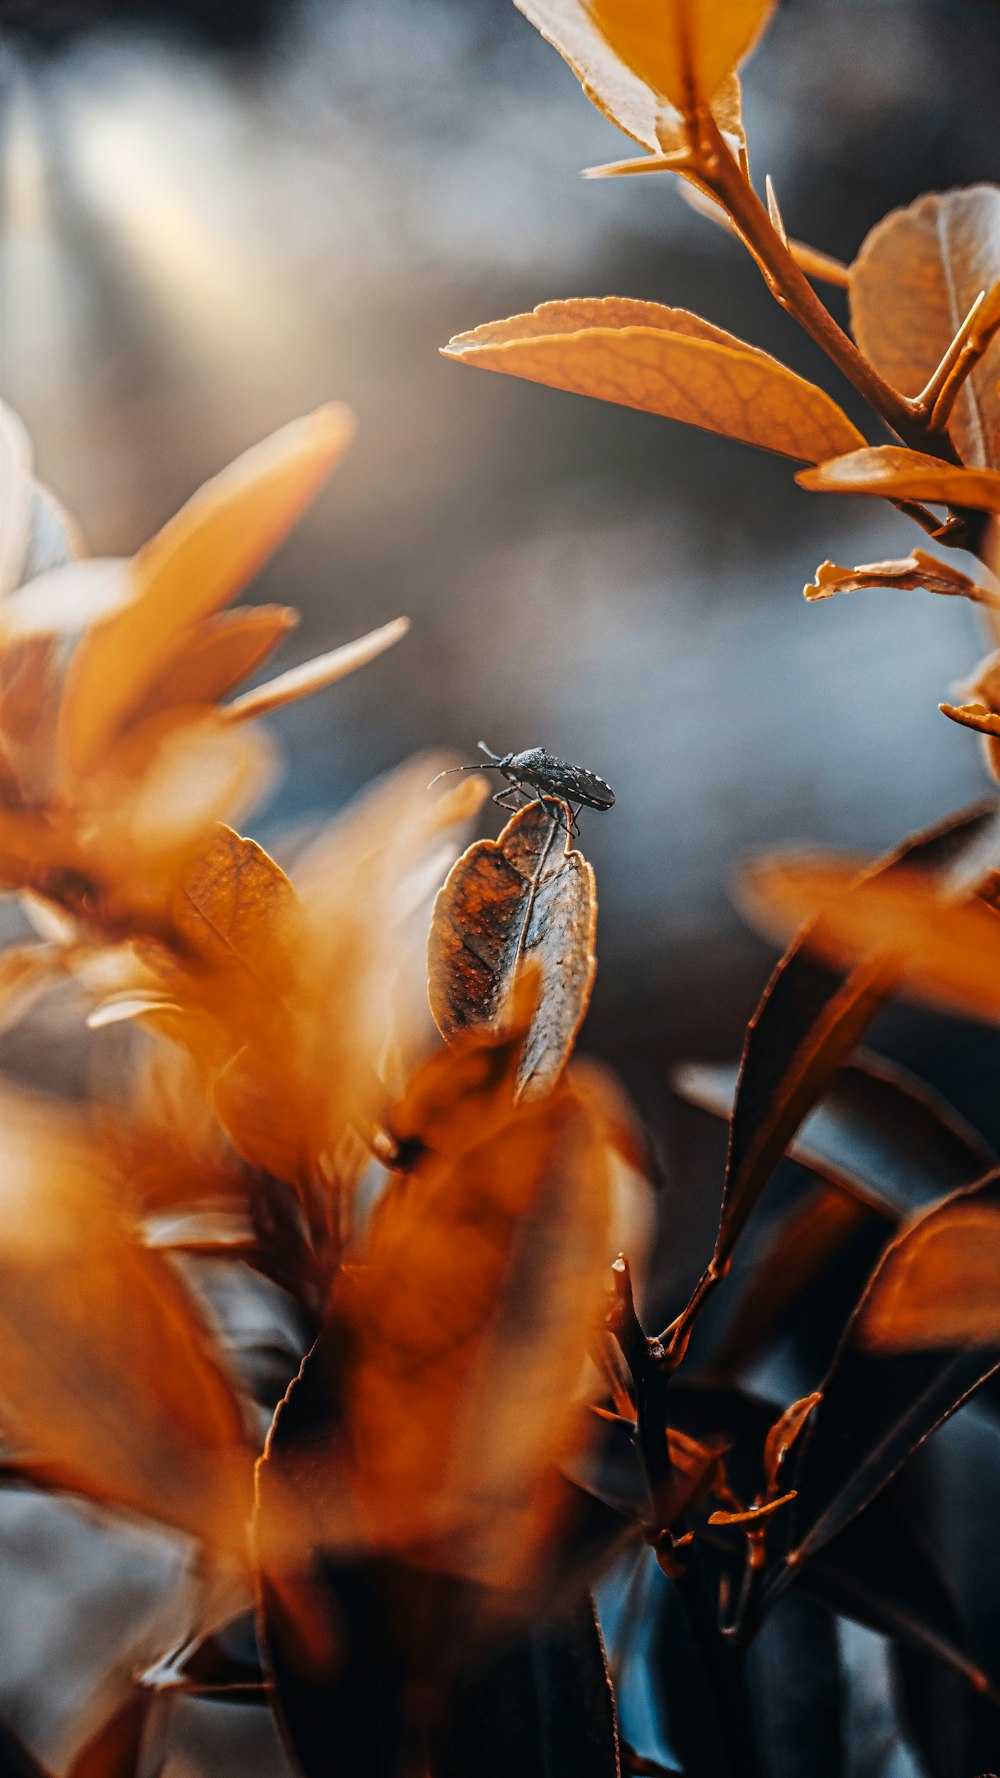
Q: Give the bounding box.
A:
[587,0,773,113]
[221,616,409,724]
[804,551,995,604]
[514,0,745,150]
[742,851,1000,1026]
[444,298,865,462]
[798,445,1000,511]
[0,1091,253,1552]
[849,187,1000,468]
[58,405,355,779]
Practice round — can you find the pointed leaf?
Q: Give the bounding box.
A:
[849,187,1000,468]
[444,299,865,462]
[804,551,995,604]
[798,445,1000,511]
[859,1191,1000,1349]
[59,404,354,777]
[428,797,597,1098]
[221,616,409,724]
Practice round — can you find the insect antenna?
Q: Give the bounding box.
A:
[427,761,504,789]
[477,741,503,761]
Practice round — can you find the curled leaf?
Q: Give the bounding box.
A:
[763,1394,822,1492]
[804,551,995,604]
[798,445,1000,512]
[849,186,1000,468]
[428,797,597,1098]
[445,299,865,463]
[142,605,299,717]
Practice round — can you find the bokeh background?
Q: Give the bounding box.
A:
[1,1,1000,1770]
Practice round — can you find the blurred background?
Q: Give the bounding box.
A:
[4,0,1000,1309]
[1,2,1000,1767]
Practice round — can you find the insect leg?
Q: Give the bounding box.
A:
[492,786,526,812]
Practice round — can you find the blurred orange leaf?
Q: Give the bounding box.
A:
[859,1192,1000,1349]
[428,798,597,1098]
[142,605,299,718]
[742,851,1000,1025]
[798,445,1000,511]
[0,1092,253,1553]
[804,551,995,604]
[849,187,1000,467]
[58,404,354,780]
[445,299,865,462]
[221,616,409,724]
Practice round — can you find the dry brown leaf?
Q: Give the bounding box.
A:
[804,551,995,604]
[142,606,299,717]
[849,187,1000,467]
[58,404,355,779]
[940,702,1000,738]
[0,1091,253,1552]
[513,0,745,151]
[798,445,1000,511]
[859,1199,1000,1349]
[428,797,597,1099]
[444,299,865,462]
[221,616,409,724]
[742,852,1000,1026]
[586,0,773,113]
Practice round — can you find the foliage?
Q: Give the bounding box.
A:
[1,2,1000,1776]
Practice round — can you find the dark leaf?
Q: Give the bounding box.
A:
[675,1052,995,1222]
[745,1590,845,1778]
[764,1175,1000,1615]
[435,1595,621,1778]
[0,1719,53,1778]
[428,797,597,1096]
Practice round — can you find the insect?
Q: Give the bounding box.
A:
[429,742,615,835]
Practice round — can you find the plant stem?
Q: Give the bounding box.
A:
[691,111,960,462]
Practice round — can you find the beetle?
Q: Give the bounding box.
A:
[429,742,615,835]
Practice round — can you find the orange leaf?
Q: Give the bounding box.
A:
[798,445,1000,511]
[742,851,1000,1025]
[338,1072,611,1583]
[142,605,299,717]
[445,299,865,462]
[0,1091,253,1552]
[428,798,597,1098]
[859,1196,1000,1349]
[221,616,409,724]
[587,0,772,114]
[513,0,745,151]
[58,404,354,778]
[804,551,995,604]
[849,187,1000,468]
